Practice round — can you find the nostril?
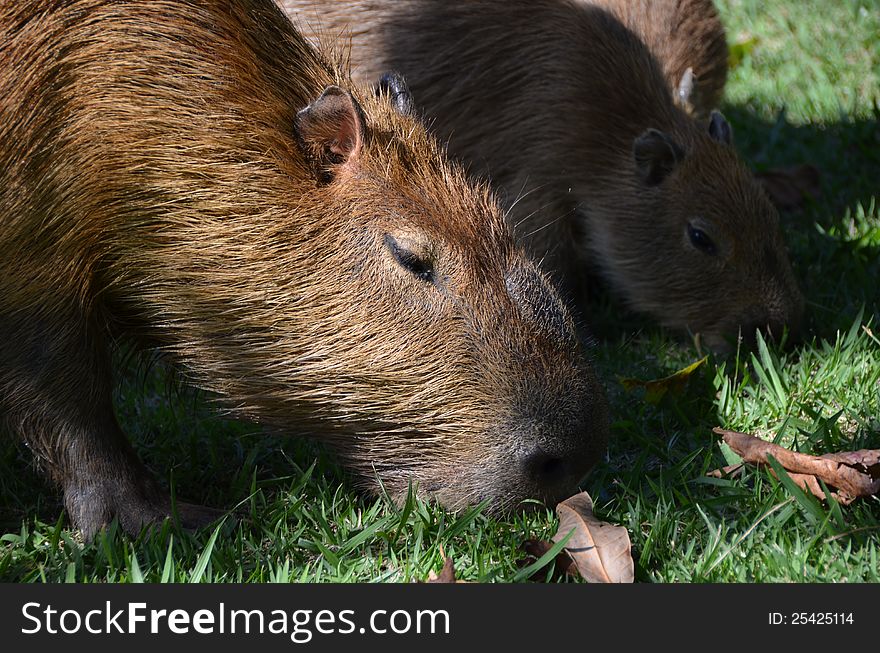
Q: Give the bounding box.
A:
[744,322,763,343]
[782,320,801,347]
[522,450,568,486]
[539,456,566,481]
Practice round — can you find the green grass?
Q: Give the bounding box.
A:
[2,0,879,582]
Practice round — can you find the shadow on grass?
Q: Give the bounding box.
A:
[0,440,61,534]
[0,357,348,541]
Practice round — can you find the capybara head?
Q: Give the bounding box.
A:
[283,83,610,509]
[0,0,609,538]
[589,110,804,351]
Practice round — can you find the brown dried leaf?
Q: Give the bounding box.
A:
[821,449,880,472]
[552,492,634,583]
[426,547,457,583]
[754,164,821,210]
[713,428,880,503]
[706,463,744,479]
[519,539,577,581]
[783,471,855,505]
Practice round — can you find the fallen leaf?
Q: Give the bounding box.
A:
[552,492,633,583]
[728,35,760,70]
[706,463,744,479]
[426,546,457,583]
[519,539,577,581]
[712,427,880,504]
[619,356,708,404]
[754,164,821,210]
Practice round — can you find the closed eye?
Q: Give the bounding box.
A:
[384,234,435,283]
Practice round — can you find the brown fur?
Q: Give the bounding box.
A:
[283,0,728,117]
[0,0,609,538]
[581,0,728,116]
[281,0,803,349]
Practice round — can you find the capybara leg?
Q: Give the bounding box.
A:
[61,437,225,537]
[0,303,216,537]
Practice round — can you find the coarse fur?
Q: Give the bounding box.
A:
[281,0,803,349]
[580,0,728,117]
[283,0,728,117]
[0,0,609,538]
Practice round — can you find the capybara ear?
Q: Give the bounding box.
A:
[633,128,684,185]
[375,71,415,116]
[708,110,733,145]
[676,67,695,111]
[295,85,365,179]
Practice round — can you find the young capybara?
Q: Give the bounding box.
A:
[282,0,804,350]
[0,0,609,538]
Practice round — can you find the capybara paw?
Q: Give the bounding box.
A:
[65,482,161,539]
[169,501,230,531]
[65,482,227,538]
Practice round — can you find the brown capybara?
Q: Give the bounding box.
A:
[285,0,728,117]
[282,0,804,350]
[582,0,728,117]
[0,0,609,538]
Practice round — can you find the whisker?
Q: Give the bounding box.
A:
[521,203,577,241]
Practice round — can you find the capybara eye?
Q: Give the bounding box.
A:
[384,234,435,283]
[687,223,718,256]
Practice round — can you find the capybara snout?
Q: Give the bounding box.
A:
[505,363,610,507]
[0,0,608,536]
[328,161,610,509]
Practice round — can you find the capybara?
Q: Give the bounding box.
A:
[0,0,609,538]
[582,0,728,117]
[285,0,728,118]
[282,0,804,350]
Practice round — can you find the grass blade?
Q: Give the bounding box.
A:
[189,520,224,583]
[510,529,574,583]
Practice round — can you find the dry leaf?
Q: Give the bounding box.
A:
[619,356,708,404]
[425,545,462,583]
[706,463,744,479]
[754,164,821,210]
[728,35,760,70]
[552,492,633,583]
[713,427,880,504]
[519,539,577,581]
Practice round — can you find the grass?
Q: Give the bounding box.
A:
[2,0,879,582]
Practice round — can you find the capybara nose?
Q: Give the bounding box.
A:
[522,449,569,487]
[520,445,594,499]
